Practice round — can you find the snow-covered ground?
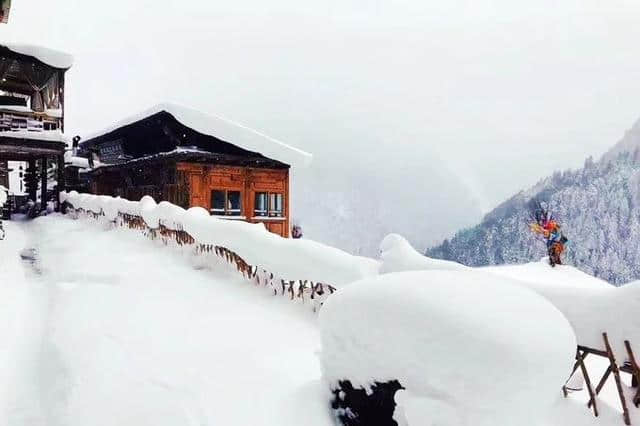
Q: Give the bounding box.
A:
[1,216,331,426]
[0,214,638,425]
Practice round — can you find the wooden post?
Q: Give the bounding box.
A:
[40,156,47,211]
[565,349,589,397]
[603,333,631,425]
[624,341,640,407]
[56,154,64,212]
[27,158,37,201]
[577,350,598,417]
[589,365,612,408]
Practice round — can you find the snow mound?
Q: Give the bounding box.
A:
[319,270,576,426]
[61,191,379,286]
[485,262,640,360]
[81,103,312,168]
[379,233,468,273]
[3,43,74,69]
[380,236,640,361]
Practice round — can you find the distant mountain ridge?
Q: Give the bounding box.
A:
[427,117,640,286]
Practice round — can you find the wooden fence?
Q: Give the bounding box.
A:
[66,206,337,312]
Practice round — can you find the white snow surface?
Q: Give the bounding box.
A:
[379,234,640,361]
[81,103,312,168]
[319,270,577,426]
[380,233,469,273]
[61,191,379,286]
[485,263,640,361]
[2,43,74,69]
[0,214,635,425]
[63,151,90,169]
[0,215,331,425]
[0,185,7,204]
[0,129,68,142]
[0,105,32,113]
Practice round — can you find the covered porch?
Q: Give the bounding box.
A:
[0,135,65,216]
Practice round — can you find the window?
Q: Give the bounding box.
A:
[254,192,284,217]
[211,190,243,216]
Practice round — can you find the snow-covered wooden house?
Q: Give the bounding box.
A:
[78,104,311,237]
[0,43,73,209]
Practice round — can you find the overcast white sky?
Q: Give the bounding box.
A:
[2,0,640,250]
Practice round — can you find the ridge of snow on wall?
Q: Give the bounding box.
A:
[3,43,74,69]
[81,103,312,168]
[381,234,640,361]
[319,270,576,426]
[61,191,379,286]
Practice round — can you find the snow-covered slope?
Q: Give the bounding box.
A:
[428,150,640,285]
[12,215,332,426]
[1,214,637,425]
[383,235,640,361]
[602,117,640,164]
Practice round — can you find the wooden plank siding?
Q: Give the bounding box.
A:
[176,162,289,237]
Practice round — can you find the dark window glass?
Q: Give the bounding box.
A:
[254,192,267,216]
[211,190,225,215]
[269,193,283,217]
[228,191,242,215]
[211,190,243,216]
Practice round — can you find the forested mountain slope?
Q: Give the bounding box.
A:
[428,118,640,286]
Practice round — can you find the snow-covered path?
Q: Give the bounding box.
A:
[2,215,332,426]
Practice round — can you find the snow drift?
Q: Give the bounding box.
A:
[379,234,468,273]
[319,270,576,426]
[486,263,640,361]
[381,234,640,361]
[61,191,379,287]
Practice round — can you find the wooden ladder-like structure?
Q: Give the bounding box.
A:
[563,333,640,425]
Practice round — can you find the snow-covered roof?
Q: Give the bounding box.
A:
[64,151,90,169]
[0,105,32,114]
[82,103,312,168]
[2,43,74,69]
[0,130,68,143]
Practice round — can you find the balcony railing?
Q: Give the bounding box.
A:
[0,107,62,133]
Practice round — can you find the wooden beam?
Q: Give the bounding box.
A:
[564,350,589,397]
[624,341,640,407]
[589,365,612,408]
[41,157,47,209]
[603,333,631,425]
[577,350,599,417]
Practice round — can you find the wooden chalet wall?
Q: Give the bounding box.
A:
[177,163,290,237]
[89,161,179,204]
[89,160,290,238]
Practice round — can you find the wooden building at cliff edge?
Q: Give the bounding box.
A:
[77,104,311,237]
[0,43,73,211]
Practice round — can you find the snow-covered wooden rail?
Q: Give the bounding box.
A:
[60,192,376,310]
[565,335,640,425]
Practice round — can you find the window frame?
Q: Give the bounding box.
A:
[210,189,244,217]
[253,191,284,218]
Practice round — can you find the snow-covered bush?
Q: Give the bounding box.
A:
[319,270,576,426]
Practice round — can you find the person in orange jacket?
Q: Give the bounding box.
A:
[530,215,568,267]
